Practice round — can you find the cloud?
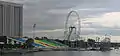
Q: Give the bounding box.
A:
[47,9,70,14]
[28,29,64,33]
[84,12,120,28]
[76,8,108,11]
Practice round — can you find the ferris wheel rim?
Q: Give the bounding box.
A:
[65,11,80,30]
[64,10,81,40]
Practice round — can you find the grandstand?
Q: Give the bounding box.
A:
[5,37,67,49]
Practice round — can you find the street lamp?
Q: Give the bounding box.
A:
[33,24,36,38]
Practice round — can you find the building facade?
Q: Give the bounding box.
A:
[0,1,23,37]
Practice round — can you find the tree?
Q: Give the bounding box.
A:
[41,37,48,40]
[35,37,40,40]
[23,36,29,38]
[87,39,95,47]
[25,38,34,48]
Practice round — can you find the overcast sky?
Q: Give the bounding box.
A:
[2,0,120,41]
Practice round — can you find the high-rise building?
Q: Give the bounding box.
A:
[0,1,23,37]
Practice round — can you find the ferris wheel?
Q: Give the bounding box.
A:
[64,10,81,41]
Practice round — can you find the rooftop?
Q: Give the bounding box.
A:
[0,1,23,7]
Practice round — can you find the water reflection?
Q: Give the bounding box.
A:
[2,50,120,56]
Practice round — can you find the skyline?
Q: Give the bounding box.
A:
[2,0,120,42]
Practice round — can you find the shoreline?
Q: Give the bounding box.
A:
[0,48,113,54]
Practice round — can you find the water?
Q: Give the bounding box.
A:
[2,49,120,56]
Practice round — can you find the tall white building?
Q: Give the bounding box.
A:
[0,1,23,37]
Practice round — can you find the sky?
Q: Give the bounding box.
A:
[2,0,120,42]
